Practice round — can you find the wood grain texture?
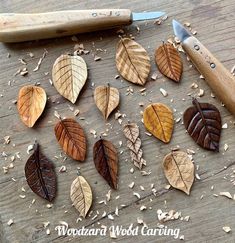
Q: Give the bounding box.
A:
[0,0,235,243]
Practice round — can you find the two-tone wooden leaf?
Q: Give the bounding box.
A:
[94,84,119,119]
[17,85,47,127]
[183,98,222,151]
[143,103,174,143]
[93,139,118,189]
[123,122,146,170]
[54,118,86,161]
[163,151,195,195]
[155,43,183,82]
[116,38,151,85]
[52,54,88,104]
[25,142,57,201]
[70,176,92,218]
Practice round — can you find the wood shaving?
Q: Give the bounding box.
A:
[33,50,48,72]
[219,191,232,199]
[133,192,141,199]
[197,89,204,97]
[223,226,231,233]
[224,143,229,151]
[151,72,158,80]
[7,219,14,226]
[160,88,168,97]
[222,123,228,129]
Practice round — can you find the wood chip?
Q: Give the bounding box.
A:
[160,88,168,97]
[7,219,14,226]
[219,191,232,199]
[223,226,231,233]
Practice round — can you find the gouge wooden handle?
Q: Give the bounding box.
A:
[0,9,132,42]
[182,36,235,115]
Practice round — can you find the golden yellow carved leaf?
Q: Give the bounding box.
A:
[52,54,88,104]
[116,38,151,85]
[17,85,47,127]
[70,176,92,218]
[163,151,195,195]
[94,84,119,119]
[143,103,174,143]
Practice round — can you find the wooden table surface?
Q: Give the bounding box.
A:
[0,0,235,242]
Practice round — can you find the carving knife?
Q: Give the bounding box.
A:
[0,10,165,43]
[173,19,235,116]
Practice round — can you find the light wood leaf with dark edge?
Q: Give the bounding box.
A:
[54,118,86,161]
[52,54,88,104]
[163,151,195,195]
[116,38,151,85]
[70,176,92,218]
[143,103,174,143]
[183,98,222,151]
[25,142,57,202]
[94,84,119,119]
[155,43,183,82]
[123,122,146,170]
[93,138,118,189]
[17,85,47,127]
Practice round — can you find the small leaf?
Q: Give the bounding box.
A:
[93,139,118,189]
[54,118,86,161]
[123,122,146,170]
[70,176,92,218]
[183,98,222,151]
[163,151,195,195]
[143,103,174,143]
[94,84,119,119]
[25,142,57,201]
[17,85,47,127]
[52,54,88,104]
[155,43,183,82]
[116,38,151,85]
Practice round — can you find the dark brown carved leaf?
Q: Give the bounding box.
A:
[183,98,222,151]
[25,142,57,202]
[155,43,183,82]
[93,139,118,189]
[54,118,86,161]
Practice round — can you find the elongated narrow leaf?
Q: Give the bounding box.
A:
[163,151,195,195]
[116,38,151,85]
[94,84,119,119]
[52,54,88,104]
[70,176,92,218]
[25,142,57,201]
[143,103,174,143]
[17,85,47,127]
[93,139,118,189]
[123,122,146,170]
[183,98,221,151]
[155,43,183,82]
[54,118,86,161]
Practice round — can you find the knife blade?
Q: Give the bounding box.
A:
[0,10,165,43]
[172,19,235,116]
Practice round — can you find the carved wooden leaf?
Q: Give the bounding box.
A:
[52,54,88,104]
[93,139,118,189]
[143,103,174,143]
[123,122,146,170]
[17,85,47,127]
[183,98,222,151]
[54,118,86,161]
[25,142,57,202]
[163,151,195,195]
[116,38,151,85]
[155,43,183,82]
[70,176,92,218]
[94,85,119,119]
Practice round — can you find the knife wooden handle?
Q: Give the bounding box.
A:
[0,9,132,42]
[182,36,235,115]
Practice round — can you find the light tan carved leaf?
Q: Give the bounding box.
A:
[70,176,92,218]
[163,151,195,195]
[94,84,119,119]
[17,85,47,127]
[116,38,151,85]
[52,54,88,104]
[123,123,146,170]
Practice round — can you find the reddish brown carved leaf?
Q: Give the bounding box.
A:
[155,43,183,82]
[25,142,57,202]
[183,98,221,151]
[54,118,86,161]
[93,139,118,189]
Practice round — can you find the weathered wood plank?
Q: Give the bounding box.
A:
[0,0,235,242]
